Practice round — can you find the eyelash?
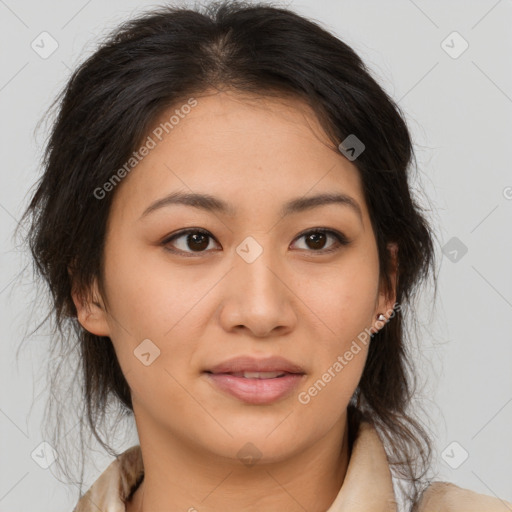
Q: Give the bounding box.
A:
[161,227,350,257]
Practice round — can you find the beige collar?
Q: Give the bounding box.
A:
[74,420,397,512]
[326,421,397,512]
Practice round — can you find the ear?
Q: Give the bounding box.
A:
[70,275,111,337]
[375,241,399,320]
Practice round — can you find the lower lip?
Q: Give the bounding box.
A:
[205,373,305,404]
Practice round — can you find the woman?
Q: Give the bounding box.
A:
[22,1,511,511]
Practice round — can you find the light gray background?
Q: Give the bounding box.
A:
[1,0,511,510]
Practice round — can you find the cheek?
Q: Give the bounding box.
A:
[293,252,379,408]
[101,237,228,400]
[296,279,372,424]
[102,234,210,337]
[297,253,380,342]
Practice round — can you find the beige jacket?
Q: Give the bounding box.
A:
[73,421,511,511]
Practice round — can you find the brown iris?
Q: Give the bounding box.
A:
[187,232,210,251]
[304,232,327,250]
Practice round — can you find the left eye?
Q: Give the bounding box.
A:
[291,229,349,253]
[162,228,349,256]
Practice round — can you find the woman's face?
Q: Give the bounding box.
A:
[76,90,396,464]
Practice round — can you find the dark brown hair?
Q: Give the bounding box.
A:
[21,1,438,508]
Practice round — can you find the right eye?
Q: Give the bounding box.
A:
[161,228,221,256]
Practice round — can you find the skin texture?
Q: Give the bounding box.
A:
[73,89,397,512]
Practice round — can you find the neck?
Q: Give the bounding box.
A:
[127,417,350,512]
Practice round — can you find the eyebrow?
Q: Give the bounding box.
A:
[140,191,363,222]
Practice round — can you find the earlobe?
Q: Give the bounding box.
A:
[70,278,111,337]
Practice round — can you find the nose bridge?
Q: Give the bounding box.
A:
[220,235,295,336]
[234,235,283,302]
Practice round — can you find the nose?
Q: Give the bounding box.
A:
[217,244,297,338]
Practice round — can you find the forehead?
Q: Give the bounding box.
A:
[109,90,367,221]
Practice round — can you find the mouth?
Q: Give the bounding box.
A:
[203,356,306,404]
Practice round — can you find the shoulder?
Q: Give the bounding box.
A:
[72,445,143,512]
[416,481,512,512]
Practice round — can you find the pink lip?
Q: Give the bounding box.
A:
[207,355,305,374]
[206,373,305,404]
[204,356,306,405]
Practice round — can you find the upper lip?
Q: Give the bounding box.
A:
[206,356,306,374]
